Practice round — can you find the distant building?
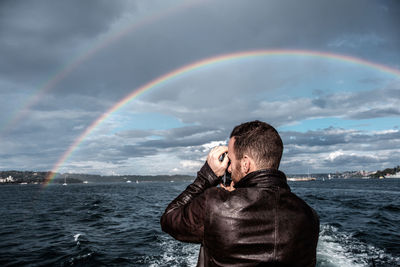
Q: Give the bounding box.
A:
[0,176,14,183]
[386,172,400,178]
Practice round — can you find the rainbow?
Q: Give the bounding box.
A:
[0,0,202,136]
[43,49,400,186]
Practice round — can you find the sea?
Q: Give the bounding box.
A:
[0,178,399,267]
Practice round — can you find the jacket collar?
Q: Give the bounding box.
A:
[234,168,289,189]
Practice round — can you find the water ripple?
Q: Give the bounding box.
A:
[0,180,399,266]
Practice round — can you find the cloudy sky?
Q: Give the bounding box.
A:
[0,0,399,176]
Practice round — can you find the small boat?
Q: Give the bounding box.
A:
[126,180,132,183]
[63,176,67,186]
[287,177,316,182]
[287,169,316,181]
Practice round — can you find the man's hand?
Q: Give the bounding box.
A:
[207,146,229,177]
[220,181,236,191]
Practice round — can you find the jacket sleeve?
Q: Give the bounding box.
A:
[160,162,220,243]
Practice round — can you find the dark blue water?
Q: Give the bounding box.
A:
[0,179,399,266]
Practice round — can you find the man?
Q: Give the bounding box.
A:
[161,120,319,266]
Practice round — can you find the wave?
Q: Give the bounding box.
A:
[148,235,199,266]
[1,181,398,266]
[317,224,400,267]
[145,224,400,267]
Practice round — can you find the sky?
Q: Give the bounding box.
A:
[0,0,399,176]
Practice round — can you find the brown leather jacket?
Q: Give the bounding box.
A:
[161,162,319,266]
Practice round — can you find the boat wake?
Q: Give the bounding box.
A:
[317,224,400,266]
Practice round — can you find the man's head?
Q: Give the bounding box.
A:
[227,120,283,183]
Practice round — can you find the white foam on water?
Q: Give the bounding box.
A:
[73,233,83,246]
[153,225,399,266]
[73,233,81,242]
[181,242,199,266]
[317,224,400,267]
[317,225,366,267]
[67,252,94,265]
[150,235,198,266]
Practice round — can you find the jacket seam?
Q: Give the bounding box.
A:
[204,190,208,242]
[273,187,279,260]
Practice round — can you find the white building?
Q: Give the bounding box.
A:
[386,172,400,178]
[0,176,14,183]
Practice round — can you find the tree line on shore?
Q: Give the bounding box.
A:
[0,170,195,184]
[370,165,400,178]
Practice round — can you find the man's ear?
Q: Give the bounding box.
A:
[241,155,250,174]
[242,154,258,174]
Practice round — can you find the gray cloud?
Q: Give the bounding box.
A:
[0,0,399,174]
[323,154,384,166]
[0,0,129,83]
[283,128,400,150]
[4,0,397,97]
[280,127,400,173]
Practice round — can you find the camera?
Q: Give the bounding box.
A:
[219,152,232,186]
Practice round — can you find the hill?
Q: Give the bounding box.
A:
[0,170,195,184]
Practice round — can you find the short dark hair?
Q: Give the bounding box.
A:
[230,120,283,169]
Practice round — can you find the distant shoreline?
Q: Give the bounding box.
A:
[0,170,195,185]
[1,166,399,184]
